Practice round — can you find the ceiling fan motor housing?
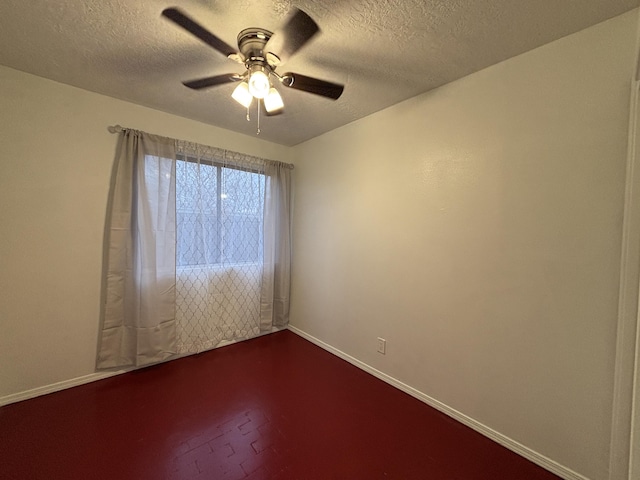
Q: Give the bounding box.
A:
[237,28,277,69]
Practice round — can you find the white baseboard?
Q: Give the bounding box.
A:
[287,325,589,480]
[0,370,127,407]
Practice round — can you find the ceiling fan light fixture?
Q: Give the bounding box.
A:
[248,66,270,99]
[264,87,284,113]
[231,81,253,108]
[162,6,345,133]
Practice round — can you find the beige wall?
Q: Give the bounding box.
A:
[290,11,636,480]
[0,65,290,398]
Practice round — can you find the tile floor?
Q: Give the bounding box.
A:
[0,330,560,479]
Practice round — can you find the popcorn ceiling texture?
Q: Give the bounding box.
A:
[0,0,636,145]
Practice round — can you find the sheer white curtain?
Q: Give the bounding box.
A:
[97,129,292,368]
[176,143,266,353]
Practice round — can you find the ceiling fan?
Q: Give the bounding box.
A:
[161,6,344,119]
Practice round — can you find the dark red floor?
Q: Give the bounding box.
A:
[0,330,559,480]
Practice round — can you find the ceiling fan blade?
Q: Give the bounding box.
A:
[183,73,243,90]
[162,7,236,58]
[281,73,344,100]
[264,8,319,66]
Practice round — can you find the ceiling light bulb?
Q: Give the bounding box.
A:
[264,87,284,113]
[248,69,270,99]
[231,81,252,108]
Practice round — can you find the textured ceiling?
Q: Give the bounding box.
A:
[0,0,637,145]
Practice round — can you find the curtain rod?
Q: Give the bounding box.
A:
[107,124,294,169]
[108,124,126,134]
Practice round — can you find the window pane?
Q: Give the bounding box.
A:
[175,158,265,266]
[176,160,220,266]
[220,167,264,264]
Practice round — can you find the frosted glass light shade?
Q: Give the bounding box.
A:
[264,87,284,113]
[231,82,252,108]
[248,70,270,99]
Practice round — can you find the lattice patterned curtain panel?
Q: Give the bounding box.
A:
[97,129,292,369]
[175,143,268,354]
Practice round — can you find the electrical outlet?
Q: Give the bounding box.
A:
[377,337,386,354]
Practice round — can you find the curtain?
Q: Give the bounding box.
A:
[97,129,292,369]
[175,143,265,353]
[261,161,292,330]
[97,130,177,368]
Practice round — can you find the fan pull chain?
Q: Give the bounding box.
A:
[246,104,250,122]
[256,98,261,135]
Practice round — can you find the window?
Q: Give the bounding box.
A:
[100,130,291,365]
[175,155,265,267]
